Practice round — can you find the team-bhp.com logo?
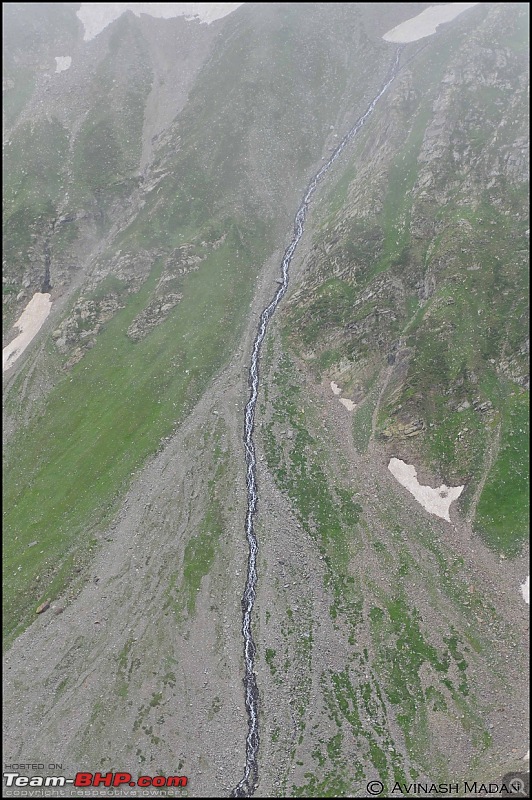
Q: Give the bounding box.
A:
[3,773,188,789]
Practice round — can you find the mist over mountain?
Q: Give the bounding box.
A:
[3,3,529,797]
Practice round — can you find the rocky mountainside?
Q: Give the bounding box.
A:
[282,3,529,554]
[3,3,529,798]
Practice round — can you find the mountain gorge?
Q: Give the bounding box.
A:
[3,3,529,797]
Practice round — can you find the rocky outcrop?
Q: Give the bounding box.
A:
[127,293,183,341]
[52,293,125,367]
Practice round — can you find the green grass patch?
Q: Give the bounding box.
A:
[3,231,259,641]
[474,392,529,555]
[368,106,431,281]
[265,647,277,676]
[352,391,377,454]
[181,500,224,617]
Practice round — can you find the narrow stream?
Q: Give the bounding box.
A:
[231,47,402,798]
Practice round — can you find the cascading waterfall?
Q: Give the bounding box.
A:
[231,47,403,799]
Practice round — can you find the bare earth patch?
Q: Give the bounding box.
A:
[388,457,464,521]
[3,293,52,373]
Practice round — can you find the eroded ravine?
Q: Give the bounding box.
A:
[230,47,402,798]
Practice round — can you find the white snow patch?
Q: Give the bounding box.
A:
[339,398,356,411]
[388,457,464,521]
[55,56,72,73]
[3,293,52,372]
[521,575,529,605]
[330,382,356,410]
[77,3,243,40]
[383,3,479,43]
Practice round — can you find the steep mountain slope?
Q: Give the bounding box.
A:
[3,3,529,798]
[256,4,529,793]
[4,2,396,638]
[282,2,529,554]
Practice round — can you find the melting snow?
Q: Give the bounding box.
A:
[339,398,356,411]
[330,382,356,410]
[388,457,464,521]
[383,3,479,43]
[3,293,52,372]
[77,3,243,40]
[521,575,529,605]
[55,56,72,73]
